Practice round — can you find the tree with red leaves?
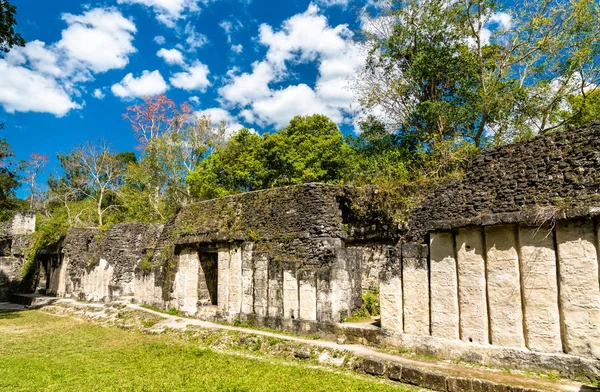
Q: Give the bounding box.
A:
[121,94,226,221]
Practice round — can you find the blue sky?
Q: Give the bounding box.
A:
[1,0,370,196]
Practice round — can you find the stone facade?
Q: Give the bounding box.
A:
[2,126,600,380]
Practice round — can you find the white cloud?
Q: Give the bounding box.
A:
[179,23,208,52]
[57,8,137,73]
[153,35,166,45]
[195,107,250,136]
[170,61,211,91]
[258,4,351,69]
[189,96,200,105]
[317,0,350,6]
[93,89,106,99]
[0,59,80,116]
[219,19,243,43]
[489,12,512,30]
[219,4,363,129]
[117,0,204,27]
[157,48,185,65]
[111,70,169,98]
[219,61,276,106]
[252,84,343,128]
[231,44,243,54]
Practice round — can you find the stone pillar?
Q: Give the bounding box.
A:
[316,269,332,323]
[379,255,403,335]
[485,225,525,348]
[241,243,254,315]
[430,232,459,340]
[402,244,430,335]
[172,248,199,314]
[299,270,317,321]
[227,246,243,315]
[217,247,230,311]
[267,259,283,318]
[456,227,489,345]
[518,226,562,353]
[556,219,600,358]
[253,253,269,317]
[283,266,299,320]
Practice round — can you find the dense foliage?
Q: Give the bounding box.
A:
[0,0,24,57]
[0,0,597,262]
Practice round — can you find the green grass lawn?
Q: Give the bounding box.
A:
[0,309,416,392]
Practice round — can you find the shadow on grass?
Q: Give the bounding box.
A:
[0,308,23,320]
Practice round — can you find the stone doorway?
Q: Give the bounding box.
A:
[198,250,218,306]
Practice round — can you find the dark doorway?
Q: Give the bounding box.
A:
[198,251,218,306]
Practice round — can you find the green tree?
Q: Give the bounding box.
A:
[0,0,25,57]
[187,114,356,200]
[357,0,600,149]
[0,138,22,221]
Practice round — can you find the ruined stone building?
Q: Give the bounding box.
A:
[2,124,600,380]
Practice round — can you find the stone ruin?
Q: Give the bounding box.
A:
[2,124,600,380]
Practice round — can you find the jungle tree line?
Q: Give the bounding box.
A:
[0,0,599,236]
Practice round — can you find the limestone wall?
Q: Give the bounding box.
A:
[380,218,600,361]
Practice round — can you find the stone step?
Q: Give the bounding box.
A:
[10,293,58,308]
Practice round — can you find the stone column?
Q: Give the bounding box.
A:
[241,242,254,315]
[456,227,489,345]
[267,259,283,318]
[283,266,299,320]
[402,244,430,335]
[379,257,403,335]
[485,225,525,348]
[172,248,199,314]
[228,246,243,315]
[518,225,562,353]
[299,270,317,321]
[253,253,269,317]
[217,247,230,312]
[556,219,600,358]
[430,232,459,340]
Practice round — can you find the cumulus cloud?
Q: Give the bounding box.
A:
[231,44,243,54]
[170,61,211,91]
[153,35,166,45]
[0,59,80,116]
[57,8,137,73]
[188,96,200,105]
[219,61,276,106]
[111,70,169,98]
[180,23,209,51]
[157,48,185,65]
[219,4,363,128]
[316,0,350,7]
[117,0,205,27]
[93,89,106,99]
[0,8,138,116]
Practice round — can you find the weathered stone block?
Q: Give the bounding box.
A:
[446,377,473,392]
[379,265,403,334]
[387,362,403,381]
[430,232,459,340]
[252,253,268,317]
[456,227,489,345]
[518,226,562,353]
[360,357,386,376]
[283,268,298,320]
[299,270,317,321]
[485,225,525,348]
[400,366,447,391]
[402,244,430,335]
[556,219,600,358]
